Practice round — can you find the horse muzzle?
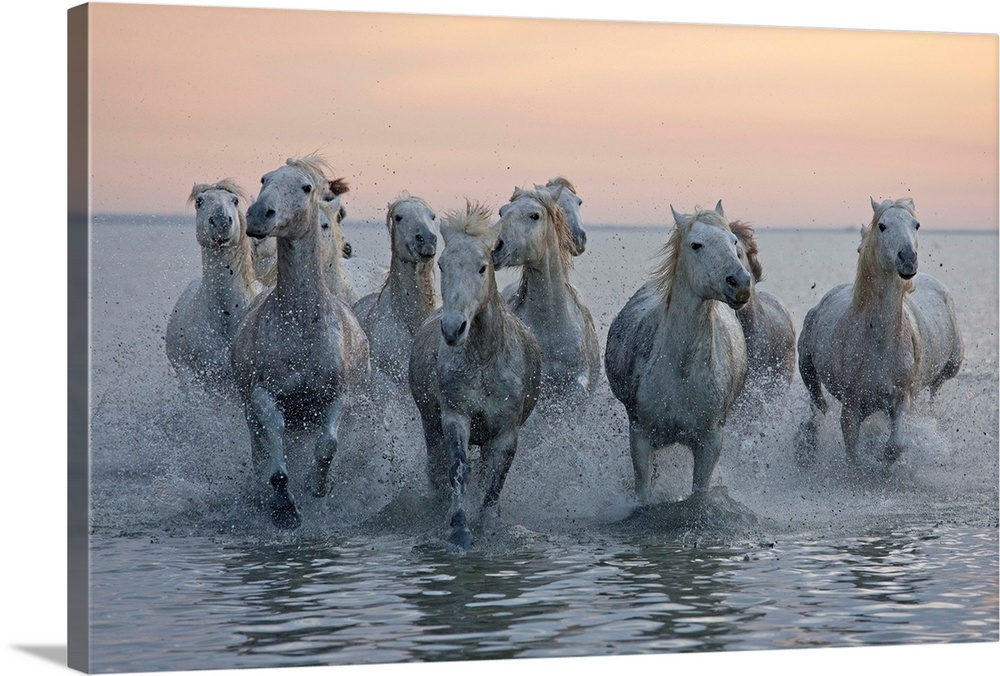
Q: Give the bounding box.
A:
[440,313,469,347]
[896,250,918,280]
[246,201,278,239]
[724,270,753,309]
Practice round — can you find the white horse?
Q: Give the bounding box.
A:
[605,202,752,504]
[538,177,587,256]
[408,202,541,549]
[353,193,439,382]
[317,192,357,304]
[165,179,258,396]
[231,156,370,529]
[492,186,600,397]
[729,219,796,393]
[797,197,963,465]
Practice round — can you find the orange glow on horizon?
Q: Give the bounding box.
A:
[87,4,998,229]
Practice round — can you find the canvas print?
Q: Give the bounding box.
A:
[68,2,999,673]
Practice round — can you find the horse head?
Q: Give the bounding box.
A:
[439,202,498,347]
[867,197,920,280]
[246,156,331,239]
[388,194,438,264]
[669,200,753,310]
[493,188,571,270]
[190,180,247,248]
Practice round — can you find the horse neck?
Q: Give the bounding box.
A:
[735,288,761,329]
[467,277,509,358]
[851,265,908,333]
[199,231,256,305]
[658,270,719,354]
[385,252,437,332]
[515,226,572,314]
[274,205,328,309]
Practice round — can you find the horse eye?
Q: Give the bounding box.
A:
[232,196,239,206]
[195,197,203,208]
[479,265,487,274]
[321,222,330,230]
[395,214,403,222]
[691,242,703,250]
[302,185,312,194]
[530,213,541,221]
[878,223,886,232]
[430,213,437,220]
[915,222,921,230]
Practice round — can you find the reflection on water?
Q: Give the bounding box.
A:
[90,524,998,672]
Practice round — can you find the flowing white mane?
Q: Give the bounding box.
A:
[441,201,496,246]
[188,179,249,206]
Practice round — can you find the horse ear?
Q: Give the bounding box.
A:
[715,200,725,217]
[870,196,881,212]
[898,197,915,212]
[670,205,682,225]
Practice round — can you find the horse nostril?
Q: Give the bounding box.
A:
[416,234,424,244]
[265,208,276,219]
[227,216,233,226]
[208,216,216,226]
[494,239,504,252]
[459,321,468,335]
[726,275,739,287]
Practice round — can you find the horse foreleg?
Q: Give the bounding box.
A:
[480,430,518,513]
[310,395,346,497]
[691,427,723,496]
[629,422,655,504]
[884,393,909,464]
[839,405,861,464]
[249,386,300,530]
[441,411,473,549]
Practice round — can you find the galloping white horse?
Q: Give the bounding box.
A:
[409,202,541,549]
[231,156,370,529]
[729,219,796,393]
[797,197,963,465]
[605,202,752,503]
[493,186,600,397]
[166,179,257,396]
[353,193,439,381]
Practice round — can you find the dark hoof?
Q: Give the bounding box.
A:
[883,443,904,465]
[269,474,302,530]
[447,511,474,550]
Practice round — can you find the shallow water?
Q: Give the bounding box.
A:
[87,217,998,673]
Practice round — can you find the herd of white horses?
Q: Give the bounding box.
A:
[165,154,963,547]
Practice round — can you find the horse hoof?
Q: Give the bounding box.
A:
[447,511,474,550]
[447,527,474,550]
[269,473,302,530]
[883,443,904,465]
[270,501,302,530]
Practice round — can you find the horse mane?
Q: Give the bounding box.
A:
[543,176,577,194]
[386,191,432,230]
[729,219,764,282]
[441,200,496,247]
[650,206,732,306]
[328,177,350,197]
[286,154,333,190]
[852,198,916,308]
[188,178,249,206]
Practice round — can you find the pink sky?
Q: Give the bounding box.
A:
[87,3,998,229]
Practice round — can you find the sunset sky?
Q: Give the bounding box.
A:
[86,2,998,229]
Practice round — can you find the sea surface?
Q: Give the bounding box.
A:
[86,216,998,673]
